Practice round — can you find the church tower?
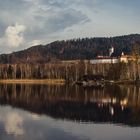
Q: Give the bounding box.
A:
[109,46,114,57]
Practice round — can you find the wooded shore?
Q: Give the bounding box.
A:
[0,61,140,85]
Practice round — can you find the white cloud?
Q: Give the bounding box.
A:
[0,23,26,48]
[29,39,42,46]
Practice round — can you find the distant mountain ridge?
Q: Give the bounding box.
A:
[0,34,140,64]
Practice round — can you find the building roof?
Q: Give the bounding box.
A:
[95,56,118,60]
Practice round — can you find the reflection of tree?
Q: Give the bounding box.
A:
[0,84,140,107]
[0,84,140,126]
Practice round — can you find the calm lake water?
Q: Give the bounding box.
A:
[0,84,140,140]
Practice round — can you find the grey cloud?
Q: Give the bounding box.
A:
[0,0,92,53]
[0,23,7,37]
[32,8,89,35]
[23,0,90,39]
[0,0,90,34]
[0,0,30,18]
[39,0,99,10]
[48,9,88,29]
[0,0,31,30]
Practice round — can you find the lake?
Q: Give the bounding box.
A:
[0,84,140,140]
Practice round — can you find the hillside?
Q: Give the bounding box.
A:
[0,34,140,64]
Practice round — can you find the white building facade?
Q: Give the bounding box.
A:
[90,57,119,64]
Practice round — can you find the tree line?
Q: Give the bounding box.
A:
[0,61,140,81]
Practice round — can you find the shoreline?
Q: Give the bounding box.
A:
[0,79,66,85]
[76,79,140,87]
[0,79,139,86]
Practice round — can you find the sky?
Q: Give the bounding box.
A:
[0,0,140,53]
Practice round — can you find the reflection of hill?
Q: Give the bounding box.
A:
[0,84,140,126]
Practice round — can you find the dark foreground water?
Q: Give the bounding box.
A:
[0,84,140,140]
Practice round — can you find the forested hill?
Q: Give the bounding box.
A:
[0,34,140,64]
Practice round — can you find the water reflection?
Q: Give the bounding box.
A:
[5,112,24,136]
[0,106,84,140]
[0,84,140,126]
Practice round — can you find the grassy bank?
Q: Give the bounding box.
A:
[0,79,66,85]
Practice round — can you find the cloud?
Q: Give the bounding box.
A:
[29,39,42,46]
[0,23,26,50]
[0,0,91,53]
[43,9,89,33]
[5,23,26,48]
[24,0,90,36]
[0,0,138,53]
